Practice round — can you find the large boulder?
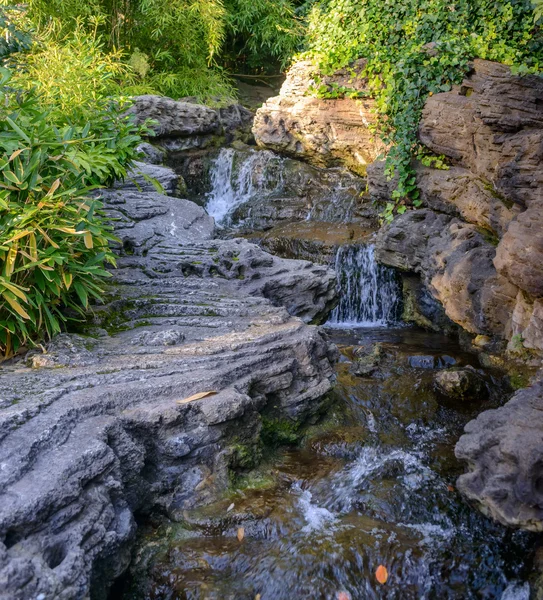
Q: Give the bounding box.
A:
[371,60,543,352]
[455,379,543,531]
[0,163,338,600]
[375,209,518,337]
[253,60,385,175]
[127,95,254,151]
[419,59,543,209]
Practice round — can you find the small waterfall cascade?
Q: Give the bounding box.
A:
[205,148,283,225]
[328,244,403,327]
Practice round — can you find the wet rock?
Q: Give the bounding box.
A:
[401,274,457,334]
[434,367,486,400]
[375,209,518,336]
[0,162,338,599]
[456,378,543,531]
[351,343,385,377]
[253,60,385,175]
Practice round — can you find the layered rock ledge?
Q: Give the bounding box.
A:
[0,164,338,599]
[374,59,543,352]
[253,60,385,176]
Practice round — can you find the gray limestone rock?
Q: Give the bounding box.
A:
[0,162,338,600]
[456,379,543,530]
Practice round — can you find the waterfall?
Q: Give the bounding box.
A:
[205,148,283,225]
[328,244,402,327]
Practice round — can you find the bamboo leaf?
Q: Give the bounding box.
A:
[2,292,31,320]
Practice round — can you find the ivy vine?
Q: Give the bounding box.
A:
[303,0,543,220]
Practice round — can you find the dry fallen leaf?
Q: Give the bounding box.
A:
[376,565,388,585]
[176,391,218,405]
[255,595,261,600]
[237,527,245,542]
[337,592,351,600]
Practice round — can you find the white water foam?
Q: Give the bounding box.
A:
[327,245,402,327]
[205,148,283,225]
[501,582,530,600]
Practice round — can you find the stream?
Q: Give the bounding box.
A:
[119,148,536,600]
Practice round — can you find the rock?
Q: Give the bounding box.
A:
[136,142,166,165]
[368,160,521,237]
[371,60,543,353]
[127,96,254,151]
[253,60,385,175]
[128,95,221,138]
[434,367,487,400]
[375,209,518,336]
[117,161,181,196]
[351,343,384,377]
[401,274,457,334]
[419,59,543,209]
[0,163,339,599]
[455,379,543,530]
[494,205,543,298]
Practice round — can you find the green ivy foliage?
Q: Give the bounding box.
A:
[304,0,543,220]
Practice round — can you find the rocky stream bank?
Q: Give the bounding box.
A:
[0,56,543,600]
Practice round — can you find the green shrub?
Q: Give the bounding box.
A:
[11,21,129,122]
[0,4,32,59]
[304,0,543,220]
[0,68,144,357]
[23,0,306,101]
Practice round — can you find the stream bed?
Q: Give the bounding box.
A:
[120,326,535,600]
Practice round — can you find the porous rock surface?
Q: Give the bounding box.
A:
[127,95,254,151]
[0,163,338,599]
[455,379,543,531]
[253,60,386,176]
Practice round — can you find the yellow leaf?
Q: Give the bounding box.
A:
[375,565,388,585]
[29,232,38,261]
[4,243,18,277]
[3,292,30,320]
[8,149,24,162]
[84,232,93,249]
[36,225,59,249]
[0,280,28,301]
[62,272,73,290]
[3,230,32,245]
[237,527,245,542]
[46,178,61,197]
[176,391,218,405]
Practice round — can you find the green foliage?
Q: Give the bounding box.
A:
[11,22,129,123]
[304,0,543,219]
[224,0,305,71]
[24,0,307,101]
[0,5,32,58]
[0,68,144,357]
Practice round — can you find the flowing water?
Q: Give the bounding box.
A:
[328,245,403,327]
[121,327,535,600]
[205,148,284,226]
[205,148,366,227]
[120,152,536,600]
